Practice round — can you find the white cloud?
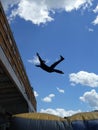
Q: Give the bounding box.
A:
[88,28,94,32]
[80,89,98,109]
[28,56,40,65]
[1,0,93,25]
[40,108,81,117]
[69,71,98,87]
[42,94,55,103]
[34,91,39,97]
[93,5,98,13]
[57,87,64,93]
[28,55,49,65]
[1,0,20,11]
[92,15,98,25]
[92,5,98,25]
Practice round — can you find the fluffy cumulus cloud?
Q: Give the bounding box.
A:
[40,108,81,117]
[80,89,98,109]
[1,0,93,25]
[42,94,55,103]
[69,71,98,87]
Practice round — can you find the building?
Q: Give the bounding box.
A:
[0,1,36,114]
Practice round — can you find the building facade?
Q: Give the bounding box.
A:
[0,1,36,114]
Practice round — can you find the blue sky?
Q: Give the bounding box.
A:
[1,0,98,117]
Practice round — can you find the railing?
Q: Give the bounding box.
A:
[0,3,36,111]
